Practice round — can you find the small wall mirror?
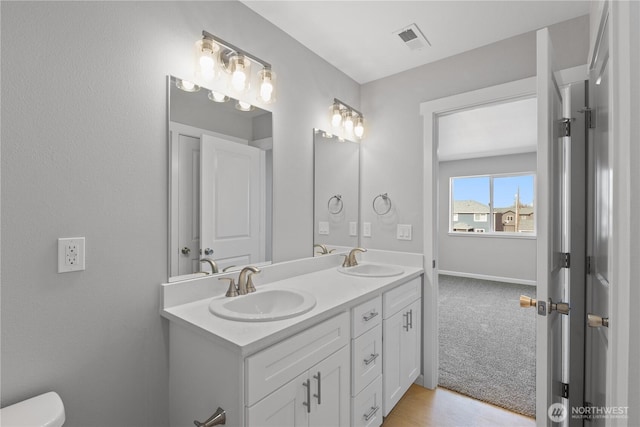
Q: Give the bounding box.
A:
[313,129,360,255]
[168,76,273,281]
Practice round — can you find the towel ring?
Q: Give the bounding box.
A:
[373,193,392,215]
[328,194,343,214]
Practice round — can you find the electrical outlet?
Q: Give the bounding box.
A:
[58,237,85,273]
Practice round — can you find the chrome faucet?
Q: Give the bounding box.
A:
[343,247,367,267]
[237,266,260,295]
[314,244,335,255]
[200,258,219,274]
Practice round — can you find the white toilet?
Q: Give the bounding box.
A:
[0,392,65,427]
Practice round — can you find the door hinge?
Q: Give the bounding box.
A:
[579,107,595,129]
[561,382,570,399]
[561,252,571,269]
[586,256,592,275]
[432,259,436,269]
[559,118,573,137]
[584,401,593,421]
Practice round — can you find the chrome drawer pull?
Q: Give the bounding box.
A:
[313,371,322,404]
[403,312,409,331]
[363,405,379,421]
[409,309,413,329]
[364,353,379,366]
[302,379,311,413]
[362,311,379,322]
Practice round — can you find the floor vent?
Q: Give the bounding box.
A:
[393,23,431,51]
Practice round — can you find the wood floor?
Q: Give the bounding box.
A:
[382,384,536,427]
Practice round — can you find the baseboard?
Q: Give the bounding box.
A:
[438,270,537,287]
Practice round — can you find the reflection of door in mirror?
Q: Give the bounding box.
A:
[168,76,273,281]
[313,130,360,254]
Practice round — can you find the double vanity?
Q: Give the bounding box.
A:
[161,250,424,427]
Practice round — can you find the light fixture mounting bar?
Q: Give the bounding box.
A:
[334,97,363,117]
[202,30,271,69]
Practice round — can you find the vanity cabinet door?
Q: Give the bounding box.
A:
[382,299,421,416]
[246,371,309,427]
[309,346,350,427]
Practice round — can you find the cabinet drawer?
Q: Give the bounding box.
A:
[352,375,383,427]
[383,277,421,318]
[352,324,382,396]
[352,296,382,338]
[245,312,350,406]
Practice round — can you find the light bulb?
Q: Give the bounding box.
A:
[343,112,354,133]
[228,54,250,93]
[354,117,364,138]
[331,104,342,127]
[235,100,254,111]
[257,68,276,103]
[208,91,229,103]
[232,70,247,91]
[176,79,200,92]
[195,38,218,81]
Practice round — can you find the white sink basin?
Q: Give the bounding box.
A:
[209,288,316,322]
[337,263,404,277]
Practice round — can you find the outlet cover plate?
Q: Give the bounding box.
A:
[58,237,85,273]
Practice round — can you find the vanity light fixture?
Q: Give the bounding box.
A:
[176,79,200,92]
[330,98,366,139]
[196,31,277,104]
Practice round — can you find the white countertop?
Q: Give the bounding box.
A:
[161,258,423,357]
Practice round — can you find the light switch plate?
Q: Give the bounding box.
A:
[319,221,330,235]
[363,222,372,237]
[58,237,85,273]
[397,224,412,241]
[349,222,358,236]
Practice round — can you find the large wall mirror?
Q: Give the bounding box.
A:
[168,75,273,281]
[313,129,360,254]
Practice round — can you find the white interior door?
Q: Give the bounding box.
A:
[536,27,570,425]
[201,134,263,269]
[585,7,610,425]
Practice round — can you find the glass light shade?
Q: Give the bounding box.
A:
[176,79,200,92]
[354,116,365,138]
[257,68,276,104]
[194,38,220,81]
[331,104,342,127]
[228,54,251,93]
[235,100,254,112]
[208,91,229,103]
[343,111,354,133]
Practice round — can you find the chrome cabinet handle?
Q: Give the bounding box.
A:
[302,379,311,413]
[403,312,409,331]
[362,311,379,322]
[313,372,322,404]
[409,309,413,329]
[364,353,379,365]
[363,406,379,421]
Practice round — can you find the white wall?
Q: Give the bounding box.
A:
[360,15,589,253]
[438,153,537,283]
[0,2,359,425]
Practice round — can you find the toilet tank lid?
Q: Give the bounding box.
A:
[0,391,65,427]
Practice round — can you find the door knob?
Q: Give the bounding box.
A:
[181,247,191,255]
[204,248,214,256]
[550,299,570,315]
[520,295,537,308]
[587,313,609,328]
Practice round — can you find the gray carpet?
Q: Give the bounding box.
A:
[438,274,536,418]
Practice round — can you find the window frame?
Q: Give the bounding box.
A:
[449,172,536,237]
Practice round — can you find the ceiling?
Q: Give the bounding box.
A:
[241,1,590,84]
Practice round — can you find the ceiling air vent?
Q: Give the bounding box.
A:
[393,23,431,51]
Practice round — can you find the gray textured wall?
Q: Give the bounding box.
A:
[360,15,589,253]
[0,2,359,425]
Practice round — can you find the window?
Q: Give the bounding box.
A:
[474,213,488,222]
[450,173,535,235]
